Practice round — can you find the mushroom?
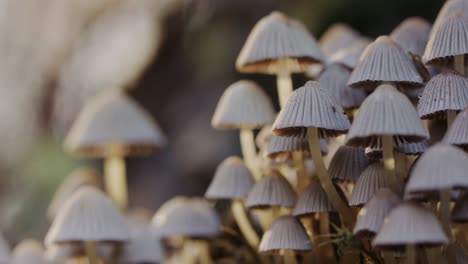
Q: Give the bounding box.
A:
[45,186,130,264]
[443,108,468,150]
[65,90,167,209]
[11,240,48,264]
[204,156,258,248]
[390,17,432,58]
[318,23,362,57]
[236,11,324,107]
[328,37,371,71]
[328,145,369,182]
[273,80,354,227]
[349,162,393,207]
[212,80,275,180]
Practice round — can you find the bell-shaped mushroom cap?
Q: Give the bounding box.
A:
[319,23,361,56]
[0,233,9,263]
[444,108,468,150]
[205,156,255,200]
[245,171,296,209]
[236,11,324,74]
[272,81,351,138]
[424,14,468,65]
[349,162,392,206]
[373,202,449,248]
[45,186,130,244]
[265,135,328,160]
[346,84,428,148]
[151,197,220,238]
[452,192,468,223]
[293,182,335,217]
[259,216,312,253]
[47,167,101,220]
[390,17,432,56]
[319,64,367,110]
[121,218,165,264]
[395,140,430,156]
[11,240,47,264]
[353,188,401,237]
[418,71,468,119]
[64,90,167,157]
[211,80,275,129]
[329,37,372,70]
[329,145,369,182]
[430,0,468,38]
[348,36,423,90]
[256,125,273,148]
[405,143,468,195]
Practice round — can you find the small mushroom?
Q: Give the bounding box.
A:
[349,162,392,207]
[443,108,468,150]
[328,145,369,182]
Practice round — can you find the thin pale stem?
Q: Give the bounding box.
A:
[382,135,399,192]
[319,212,337,264]
[394,152,408,183]
[276,68,293,108]
[447,110,457,128]
[196,240,214,264]
[84,241,99,264]
[292,151,308,193]
[240,129,260,181]
[282,250,298,264]
[231,200,260,249]
[454,55,465,75]
[104,153,128,210]
[406,244,417,264]
[307,127,354,227]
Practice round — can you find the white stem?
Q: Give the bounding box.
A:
[240,129,260,180]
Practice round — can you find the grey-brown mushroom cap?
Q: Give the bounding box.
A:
[329,145,369,182]
[395,140,430,156]
[429,0,468,44]
[373,202,448,248]
[259,216,312,253]
[424,14,468,65]
[211,80,276,129]
[347,36,424,90]
[265,135,328,160]
[346,84,429,148]
[452,192,468,223]
[405,143,468,195]
[245,171,297,209]
[349,162,392,206]
[205,156,255,200]
[353,188,401,237]
[236,11,324,74]
[272,81,351,138]
[329,37,371,70]
[418,71,468,120]
[45,186,130,244]
[151,197,220,239]
[319,23,361,56]
[390,17,432,56]
[11,240,47,264]
[293,182,335,216]
[64,90,167,157]
[443,108,468,150]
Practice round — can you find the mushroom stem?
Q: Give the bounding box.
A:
[84,241,99,264]
[406,244,416,264]
[306,127,354,227]
[292,151,308,193]
[282,250,297,264]
[440,188,456,264]
[319,212,337,264]
[195,240,214,264]
[394,152,408,182]
[277,65,293,108]
[104,153,128,210]
[231,200,260,249]
[454,55,465,76]
[382,135,399,192]
[240,129,260,181]
[447,111,457,128]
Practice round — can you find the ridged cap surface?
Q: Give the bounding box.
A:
[121,218,165,263]
[265,135,328,160]
[272,81,351,137]
[65,90,167,157]
[259,216,312,253]
[349,163,392,206]
[211,80,275,129]
[245,171,297,209]
[346,84,428,148]
[373,202,448,248]
[443,108,468,150]
[348,36,423,90]
[390,17,431,56]
[329,145,369,182]
[151,197,220,238]
[205,156,255,200]
[236,11,324,74]
[293,182,335,216]
[395,140,430,155]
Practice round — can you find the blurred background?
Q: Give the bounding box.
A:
[0,0,444,242]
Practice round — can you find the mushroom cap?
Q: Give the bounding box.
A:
[205,156,255,200]
[151,197,220,238]
[443,108,468,150]
[329,37,371,70]
[0,233,9,263]
[373,202,448,248]
[236,11,324,74]
[418,71,468,119]
[11,240,47,264]
[349,162,392,206]
[353,188,401,237]
[390,17,432,56]
[121,218,165,263]
[319,23,361,56]
[319,64,367,110]
[211,80,276,129]
[452,192,468,223]
[265,135,328,161]
[272,81,351,138]
[64,90,167,157]
[44,242,115,262]
[405,143,468,195]
[348,36,423,90]
[293,181,336,216]
[430,0,468,41]
[395,140,430,156]
[245,171,297,209]
[329,145,369,182]
[259,216,312,253]
[346,84,428,148]
[424,14,468,65]
[47,167,101,221]
[45,186,130,244]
